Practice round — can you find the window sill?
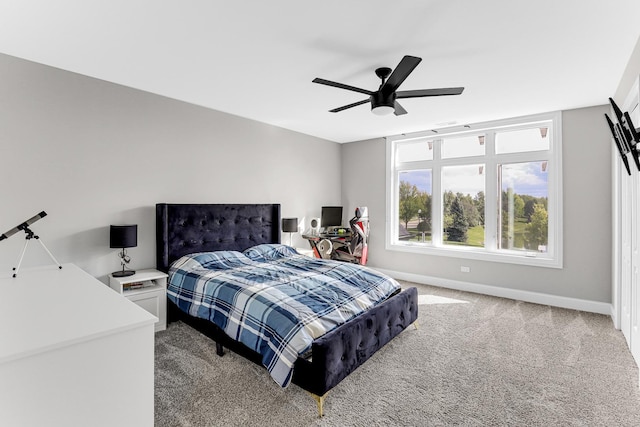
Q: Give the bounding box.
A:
[386,241,562,269]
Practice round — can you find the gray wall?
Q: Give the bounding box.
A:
[0,54,342,282]
[342,105,613,303]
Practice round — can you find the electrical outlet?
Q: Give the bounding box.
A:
[460,266,470,273]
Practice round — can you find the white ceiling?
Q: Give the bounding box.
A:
[1,1,640,143]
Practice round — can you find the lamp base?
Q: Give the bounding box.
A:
[112,270,136,277]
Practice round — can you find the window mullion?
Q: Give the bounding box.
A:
[396,160,433,171]
[484,131,498,252]
[431,139,443,245]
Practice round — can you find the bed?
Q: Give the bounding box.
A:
[156,203,418,416]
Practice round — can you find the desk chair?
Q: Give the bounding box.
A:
[333,207,369,265]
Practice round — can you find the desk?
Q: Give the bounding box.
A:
[302,232,352,259]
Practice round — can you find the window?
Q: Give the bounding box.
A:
[442,164,485,248]
[386,112,562,268]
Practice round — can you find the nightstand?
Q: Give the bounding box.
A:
[109,269,168,332]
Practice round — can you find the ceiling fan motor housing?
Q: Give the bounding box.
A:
[371,90,396,112]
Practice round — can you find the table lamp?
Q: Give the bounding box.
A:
[110,224,137,277]
[282,218,298,247]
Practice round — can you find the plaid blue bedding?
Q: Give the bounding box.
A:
[167,244,401,387]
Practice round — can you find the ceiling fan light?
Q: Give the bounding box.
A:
[372,105,395,116]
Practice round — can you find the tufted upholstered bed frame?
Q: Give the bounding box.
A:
[156,203,418,416]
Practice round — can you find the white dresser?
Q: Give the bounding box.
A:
[0,263,156,427]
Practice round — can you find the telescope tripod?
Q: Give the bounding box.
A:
[13,226,62,278]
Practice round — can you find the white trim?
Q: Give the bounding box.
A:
[388,242,561,268]
[611,303,619,329]
[387,111,562,141]
[612,126,622,329]
[614,76,640,331]
[376,268,612,316]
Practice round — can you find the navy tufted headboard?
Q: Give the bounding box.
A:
[156,203,281,272]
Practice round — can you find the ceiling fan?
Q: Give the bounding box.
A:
[313,55,464,116]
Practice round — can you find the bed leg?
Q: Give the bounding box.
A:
[413,321,419,330]
[309,392,327,417]
[216,342,224,356]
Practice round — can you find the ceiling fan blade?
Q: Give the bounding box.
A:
[381,55,422,94]
[394,101,407,116]
[396,87,465,98]
[329,99,370,113]
[313,78,373,96]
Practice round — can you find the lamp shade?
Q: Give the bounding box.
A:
[110,225,137,248]
[282,218,298,233]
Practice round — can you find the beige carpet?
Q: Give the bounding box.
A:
[155,282,640,426]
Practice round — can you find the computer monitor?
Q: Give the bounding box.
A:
[321,206,343,230]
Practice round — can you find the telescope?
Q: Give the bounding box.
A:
[1,211,48,241]
[0,211,62,277]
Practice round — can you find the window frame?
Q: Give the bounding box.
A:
[385,111,563,268]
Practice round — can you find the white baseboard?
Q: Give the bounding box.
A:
[376,268,613,316]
